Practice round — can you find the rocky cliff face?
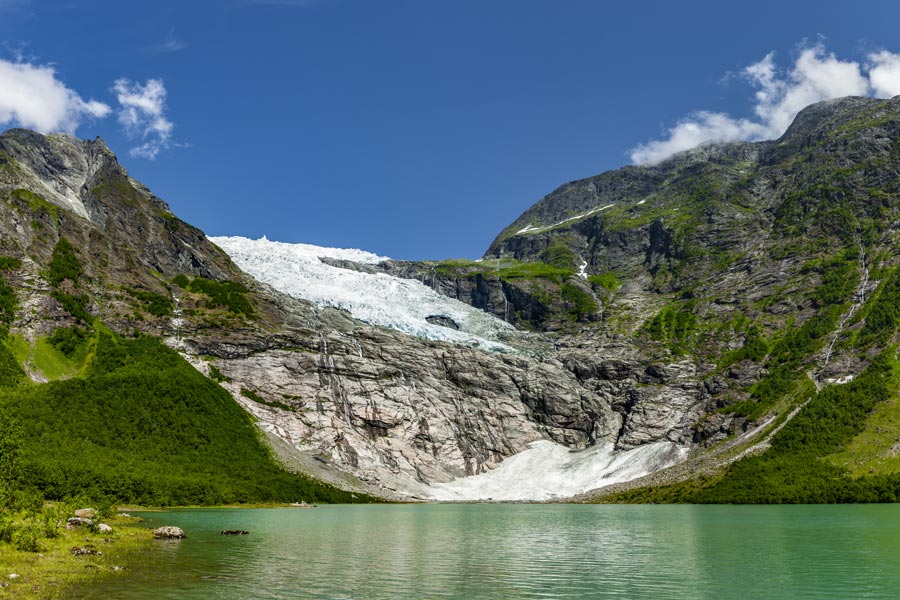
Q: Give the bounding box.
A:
[0,128,704,500]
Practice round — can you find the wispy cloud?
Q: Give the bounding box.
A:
[0,58,110,133]
[630,43,900,165]
[152,26,189,54]
[112,78,174,159]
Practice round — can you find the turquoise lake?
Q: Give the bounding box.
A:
[74,504,900,599]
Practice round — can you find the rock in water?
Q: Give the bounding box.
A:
[221,530,250,535]
[153,526,186,539]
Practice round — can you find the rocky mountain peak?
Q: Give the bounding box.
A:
[0,128,122,223]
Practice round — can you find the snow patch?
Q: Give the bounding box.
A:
[420,440,689,501]
[515,204,615,236]
[210,236,516,351]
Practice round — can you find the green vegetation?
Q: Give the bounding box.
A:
[495,261,573,282]
[855,265,900,348]
[0,256,21,271]
[560,283,597,321]
[171,273,190,288]
[185,277,254,317]
[722,251,860,419]
[10,189,59,223]
[44,237,94,324]
[588,272,620,294]
[608,350,900,503]
[829,390,900,477]
[50,292,91,324]
[0,329,364,505]
[645,301,697,354]
[207,364,230,383]
[433,258,574,283]
[47,238,83,287]
[241,388,294,411]
[0,512,154,600]
[125,288,173,318]
[7,333,85,382]
[0,255,20,328]
[0,278,16,327]
[717,332,770,370]
[90,177,143,208]
[539,241,578,270]
[0,338,25,387]
[48,326,91,359]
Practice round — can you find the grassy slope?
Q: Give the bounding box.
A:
[1,328,374,506]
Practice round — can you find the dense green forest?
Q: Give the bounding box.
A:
[0,327,373,507]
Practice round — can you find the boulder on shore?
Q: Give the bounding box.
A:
[65,517,94,530]
[74,508,97,519]
[153,526,186,539]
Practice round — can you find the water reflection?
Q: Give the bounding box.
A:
[75,504,900,600]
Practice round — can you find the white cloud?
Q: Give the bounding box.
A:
[629,112,767,166]
[0,58,110,133]
[113,78,174,159]
[868,50,900,98]
[630,44,900,165]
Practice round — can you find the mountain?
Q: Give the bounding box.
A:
[0,128,683,502]
[223,95,900,502]
[5,94,900,504]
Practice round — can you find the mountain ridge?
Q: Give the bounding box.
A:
[5,94,900,503]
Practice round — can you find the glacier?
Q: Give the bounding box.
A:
[418,440,688,502]
[210,235,690,501]
[209,235,517,351]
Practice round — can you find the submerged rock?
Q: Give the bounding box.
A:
[221,530,250,535]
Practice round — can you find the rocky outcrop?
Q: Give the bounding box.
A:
[153,526,186,539]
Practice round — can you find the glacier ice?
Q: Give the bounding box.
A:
[210,236,517,351]
[420,440,689,501]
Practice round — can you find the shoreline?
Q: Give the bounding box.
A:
[0,513,154,600]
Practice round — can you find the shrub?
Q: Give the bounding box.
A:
[47,237,83,287]
[186,277,254,316]
[560,284,597,320]
[48,326,91,358]
[126,288,173,317]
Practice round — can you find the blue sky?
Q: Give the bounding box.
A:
[2,1,900,259]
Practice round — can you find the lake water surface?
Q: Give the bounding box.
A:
[76,504,900,599]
